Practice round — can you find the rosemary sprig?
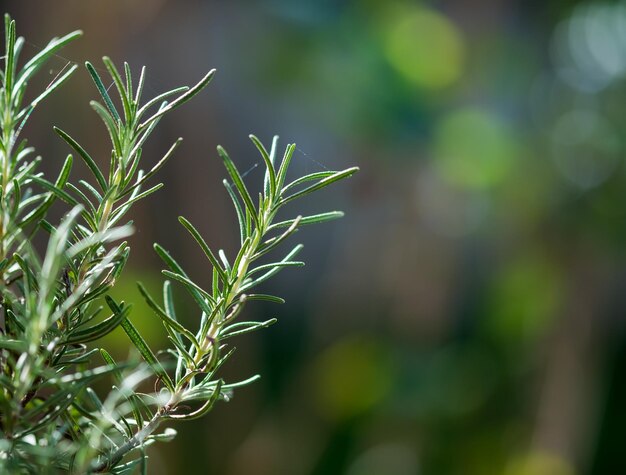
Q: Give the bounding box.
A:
[0,13,357,474]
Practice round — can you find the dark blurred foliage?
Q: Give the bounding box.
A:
[2,0,626,473]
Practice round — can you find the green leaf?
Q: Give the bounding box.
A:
[241,244,303,292]
[54,127,107,191]
[18,155,73,227]
[249,135,276,198]
[281,170,340,194]
[217,145,259,228]
[0,338,26,352]
[276,143,296,191]
[279,167,359,206]
[90,100,122,155]
[223,179,246,245]
[218,249,231,273]
[5,307,25,333]
[109,183,164,224]
[222,374,261,390]
[103,56,131,123]
[11,152,39,182]
[247,260,304,276]
[56,153,74,187]
[163,281,177,322]
[67,183,96,214]
[245,294,285,304]
[220,318,277,339]
[30,175,79,207]
[135,66,146,105]
[100,349,152,431]
[161,270,215,307]
[269,211,344,229]
[18,387,84,437]
[64,303,131,344]
[111,457,144,475]
[178,216,226,283]
[9,178,20,218]
[268,135,279,165]
[61,348,101,365]
[120,138,182,198]
[154,243,214,317]
[147,427,177,443]
[255,215,301,258]
[124,62,133,104]
[79,179,104,203]
[203,347,236,382]
[231,236,251,281]
[139,69,216,128]
[135,86,187,120]
[108,296,175,392]
[13,253,38,292]
[137,282,200,350]
[4,16,16,98]
[121,150,143,189]
[86,61,121,122]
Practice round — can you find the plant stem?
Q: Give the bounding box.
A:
[92,407,168,473]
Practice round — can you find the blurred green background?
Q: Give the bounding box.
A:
[5,0,626,473]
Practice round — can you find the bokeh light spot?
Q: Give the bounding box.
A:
[505,451,575,475]
[486,255,563,345]
[346,443,418,475]
[551,109,620,190]
[384,6,465,89]
[434,108,520,189]
[313,336,394,421]
[553,3,626,92]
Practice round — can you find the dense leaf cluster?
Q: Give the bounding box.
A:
[0,14,356,474]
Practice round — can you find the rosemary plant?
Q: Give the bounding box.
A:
[0,15,357,474]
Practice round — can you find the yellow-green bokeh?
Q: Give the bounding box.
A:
[485,254,563,345]
[384,4,465,89]
[312,336,394,422]
[434,108,520,189]
[504,451,576,475]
